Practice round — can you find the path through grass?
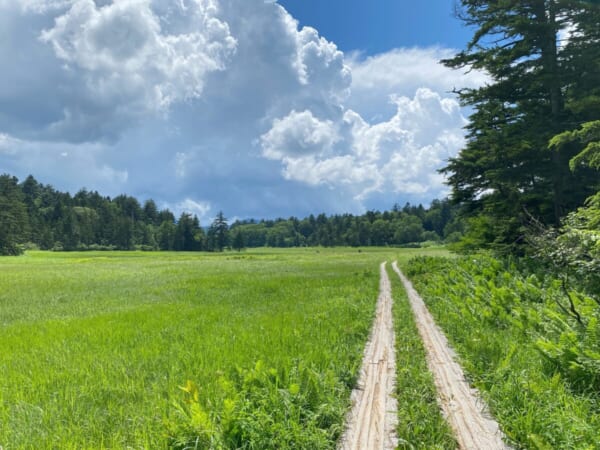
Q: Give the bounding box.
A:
[387,263,456,449]
[0,248,446,448]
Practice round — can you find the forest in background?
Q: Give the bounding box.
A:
[0,173,461,255]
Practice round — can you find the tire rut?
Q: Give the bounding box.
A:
[338,262,398,450]
[392,261,510,450]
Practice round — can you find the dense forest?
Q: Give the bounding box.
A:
[0,173,461,255]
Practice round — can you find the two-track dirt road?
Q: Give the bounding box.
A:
[339,261,509,450]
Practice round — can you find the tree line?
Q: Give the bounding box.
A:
[0,173,461,255]
[229,201,461,249]
[0,174,231,255]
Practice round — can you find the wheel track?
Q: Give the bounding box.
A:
[338,262,398,450]
[392,261,510,450]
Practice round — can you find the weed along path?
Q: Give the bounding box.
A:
[339,262,398,450]
[392,261,510,450]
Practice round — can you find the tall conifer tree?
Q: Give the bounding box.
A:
[0,174,29,255]
[442,0,600,249]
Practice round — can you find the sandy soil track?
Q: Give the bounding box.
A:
[392,261,510,450]
[338,262,398,450]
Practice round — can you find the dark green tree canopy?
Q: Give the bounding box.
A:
[442,0,600,250]
[0,174,30,255]
[231,229,245,252]
[0,173,463,254]
[208,211,229,252]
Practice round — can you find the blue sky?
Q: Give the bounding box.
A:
[279,0,473,53]
[0,0,486,222]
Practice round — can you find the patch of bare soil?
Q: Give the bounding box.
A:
[392,262,510,450]
[338,262,398,450]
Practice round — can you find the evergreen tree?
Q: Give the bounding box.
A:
[530,119,600,296]
[158,220,176,250]
[442,0,600,250]
[143,199,159,225]
[175,213,203,251]
[208,211,229,251]
[114,216,133,250]
[20,175,42,243]
[231,229,245,252]
[0,174,29,255]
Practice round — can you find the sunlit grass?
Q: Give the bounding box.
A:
[402,255,600,449]
[0,247,447,448]
[387,263,457,449]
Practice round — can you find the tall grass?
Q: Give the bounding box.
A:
[387,264,457,449]
[0,248,446,448]
[403,255,600,449]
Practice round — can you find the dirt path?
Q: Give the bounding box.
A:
[392,262,510,450]
[338,262,398,450]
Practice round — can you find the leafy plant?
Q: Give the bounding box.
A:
[403,255,600,448]
[165,360,345,449]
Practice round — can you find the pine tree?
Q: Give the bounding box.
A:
[231,229,245,252]
[208,211,229,252]
[175,213,203,251]
[442,0,600,250]
[0,174,29,255]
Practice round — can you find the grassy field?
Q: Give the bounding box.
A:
[403,255,600,449]
[0,247,448,449]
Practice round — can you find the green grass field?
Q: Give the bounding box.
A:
[0,247,449,449]
[403,255,600,449]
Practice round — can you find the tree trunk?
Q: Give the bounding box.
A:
[535,0,565,225]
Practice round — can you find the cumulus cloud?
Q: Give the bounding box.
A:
[37,0,236,140]
[262,88,467,201]
[347,47,488,121]
[282,155,377,188]
[261,110,339,160]
[0,0,485,219]
[172,198,212,220]
[348,47,487,94]
[293,25,351,102]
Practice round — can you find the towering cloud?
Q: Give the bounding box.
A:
[0,0,484,220]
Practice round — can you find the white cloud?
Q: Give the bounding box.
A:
[36,0,236,140]
[173,198,211,220]
[97,163,128,184]
[348,47,487,95]
[293,25,351,101]
[346,47,488,122]
[261,110,339,160]
[0,1,486,219]
[9,0,73,14]
[0,133,19,155]
[262,88,468,201]
[281,155,377,187]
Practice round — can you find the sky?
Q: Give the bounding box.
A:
[0,0,486,223]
